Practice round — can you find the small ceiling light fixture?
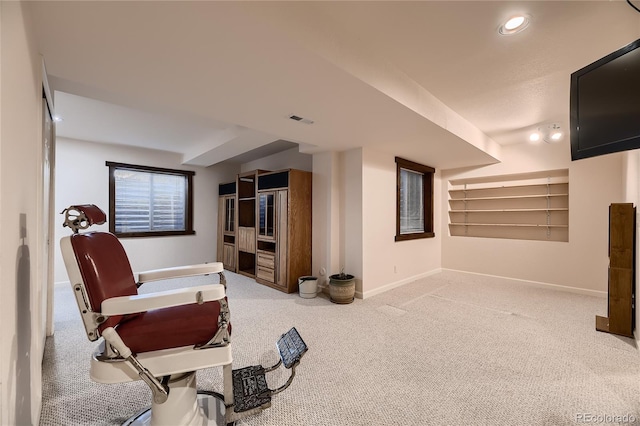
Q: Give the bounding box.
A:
[544,123,563,143]
[529,123,563,144]
[53,115,64,123]
[499,14,530,35]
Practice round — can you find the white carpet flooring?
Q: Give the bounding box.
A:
[40,270,640,425]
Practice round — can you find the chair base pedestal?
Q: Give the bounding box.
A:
[124,391,231,426]
[123,372,233,426]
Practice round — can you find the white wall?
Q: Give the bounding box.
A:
[54,137,238,283]
[311,151,341,288]
[442,140,624,294]
[0,2,46,424]
[311,148,442,298]
[311,149,365,295]
[240,147,312,173]
[341,148,364,294]
[362,149,442,298]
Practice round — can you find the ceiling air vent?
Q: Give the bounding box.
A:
[288,114,314,125]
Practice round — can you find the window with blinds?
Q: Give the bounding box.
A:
[399,168,424,233]
[106,162,195,238]
[395,157,435,241]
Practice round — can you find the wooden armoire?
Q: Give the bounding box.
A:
[217,169,312,293]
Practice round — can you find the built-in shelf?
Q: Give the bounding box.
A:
[236,171,258,277]
[448,170,569,242]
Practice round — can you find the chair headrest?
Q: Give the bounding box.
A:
[62,204,107,233]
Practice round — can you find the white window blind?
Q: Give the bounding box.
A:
[113,169,187,233]
[400,168,424,234]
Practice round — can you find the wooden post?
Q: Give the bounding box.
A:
[596,203,636,338]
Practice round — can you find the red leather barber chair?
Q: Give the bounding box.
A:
[60,205,307,426]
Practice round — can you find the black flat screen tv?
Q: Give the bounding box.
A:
[570,38,640,161]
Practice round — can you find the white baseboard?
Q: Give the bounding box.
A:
[442,268,607,298]
[360,268,443,299]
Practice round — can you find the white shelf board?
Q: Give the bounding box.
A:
[449,223,568,228]
[449,208,568,213]
[449,193,568,201]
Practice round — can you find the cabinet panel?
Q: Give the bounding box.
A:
[257,265,275,282]
[258,171,289,190]
[277,190,288,288]
[257,251,275,269]
[258,192,276,240]
[256,250,278,286]
[224,197,235,233]
[217,197,224,264]
[217,188,236,271]
[219,181,236,196]
[238,227,256,253]
[223,243,236,270]
[604,267,633,336]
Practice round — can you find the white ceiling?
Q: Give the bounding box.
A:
[28,1,640,170]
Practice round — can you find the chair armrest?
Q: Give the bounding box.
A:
[137,263,224,284]
[101,284,226,316]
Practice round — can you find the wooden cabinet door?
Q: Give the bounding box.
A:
[277,190,288,288]
[217,197,224,263]
[258,192,276,240]
[224,196,235,233]
[223,243,236,271]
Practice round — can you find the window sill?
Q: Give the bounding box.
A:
[116,230,196,239]
[395,232,435,242]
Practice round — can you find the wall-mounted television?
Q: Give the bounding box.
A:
[570,38,640,161]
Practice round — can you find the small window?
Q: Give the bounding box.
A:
[396,157,435,241]
[106,162,195,238]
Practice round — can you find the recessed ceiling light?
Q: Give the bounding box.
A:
[529,132,541,143]
[505,16,525,31]
[499,15,530,35]
[53,115,64,122]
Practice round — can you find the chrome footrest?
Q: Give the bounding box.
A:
[231,327,307,414]
[232,366,271,413]
[277,327,307,369]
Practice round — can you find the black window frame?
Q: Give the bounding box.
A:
[395,157,435,241]
[106,161,195,238]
